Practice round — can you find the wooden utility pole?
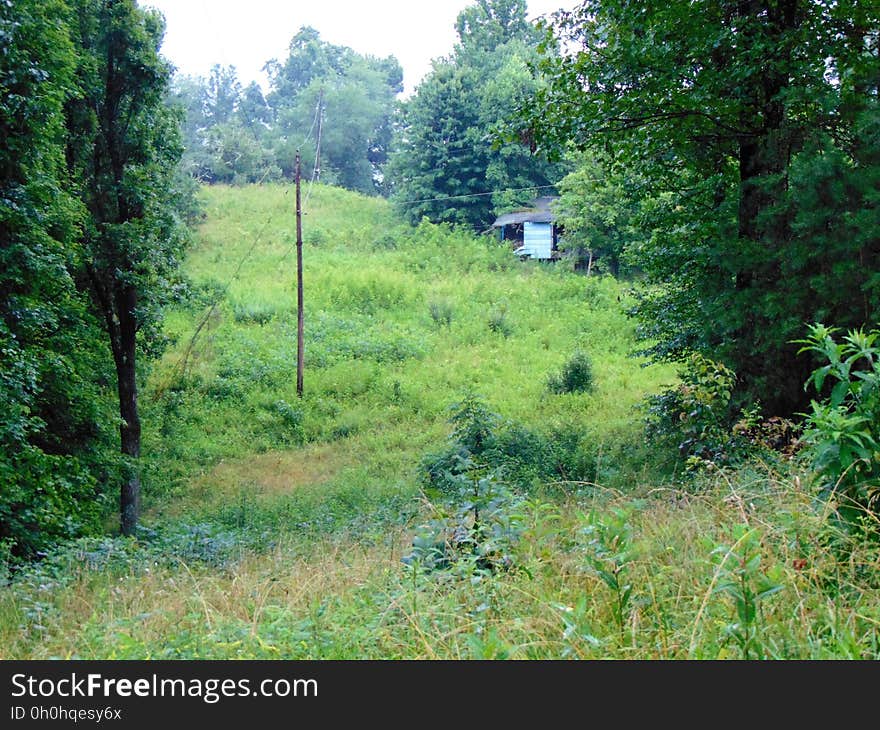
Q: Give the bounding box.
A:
[295,151,304,397]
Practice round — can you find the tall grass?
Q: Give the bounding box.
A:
[2,183,875,659]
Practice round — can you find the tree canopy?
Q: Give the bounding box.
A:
[519,0,880,415]
[170,28,403,193]
[388,0,564,229]
[0,0,115,556]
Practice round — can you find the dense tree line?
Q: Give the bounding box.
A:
[1,0,185,555]
[388,0,566,229]
[171,28,403,194]
[170,1,566,232]
[518,0,880,416]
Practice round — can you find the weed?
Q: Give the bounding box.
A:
[428,298,454,328]
[547,350,594,394]
[709,525,783,659]
[796,323,880,524]
[582,508,635,639]
[232,302,278,325]
[487,305,512,337]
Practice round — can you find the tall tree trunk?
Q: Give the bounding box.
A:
[730,0,802,413]
[115,284,140,536]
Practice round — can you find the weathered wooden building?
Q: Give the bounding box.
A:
[491,196,560,260]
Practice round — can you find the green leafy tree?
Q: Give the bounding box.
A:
[389,0,562,229]
[454,0,540,54]
[204,63,241,128]
[201,120,280,184]
[166,73,210,178]
[0,0,114,556]
[388,61,490,226]
[237,81,271,138]
[518,0,880,415]
[554,152,642,275]
[266,27,402,193]
[65,0,187,535]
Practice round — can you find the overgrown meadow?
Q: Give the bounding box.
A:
[2,184,879,659]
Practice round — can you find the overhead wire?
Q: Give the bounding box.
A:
[393,184,558,207]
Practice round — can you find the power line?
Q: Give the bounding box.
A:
[394,184,558,207]
[303,89,324,212]
[298,94,322,151]
[152,214,278,400]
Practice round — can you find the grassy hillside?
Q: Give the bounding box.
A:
[2,184,878,660]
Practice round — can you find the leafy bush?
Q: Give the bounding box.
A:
[645,354,740,468]
[645,353,801,472]
[420,395,499,495]
[428,298,454,328]
[420,396,596,495]
[487,305,512,337]
[403,466,525,575]
[547,350,594,394]
[797,324,880,523]
[448,393,500,454]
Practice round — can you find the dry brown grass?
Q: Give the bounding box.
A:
[4,455,879,659]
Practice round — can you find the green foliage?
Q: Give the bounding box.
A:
[797,324,880,523]
[547,350,593,394]
[199,121,280,185]
[8,183,880,660]
[266,27,402,193]
[645,354,743,469]
[232,301,278,325]
[554,152,640,276]
[169,29,402,193]
[65,0,188,534]
[404,464,525,575]
[449,393,500,454]
[428,298,454,328]
[389,0,564,228]
[710,525,783,660]
[0,0,115,557]
[420,394,596,496]
[582,508,635,637]
[487,304,512,337]
[520,0,880,416]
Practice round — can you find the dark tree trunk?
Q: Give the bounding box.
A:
[114,284,141,537]
[731,0,803,414]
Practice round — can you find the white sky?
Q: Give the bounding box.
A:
[141,0,572,96]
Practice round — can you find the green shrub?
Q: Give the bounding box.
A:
[547,350,594,394]
[797,324,880,524]
[644,353,736,462]
[403,467,525,575]
[420,396,596,495]
[487,305,512,337]
[428,298,454,328]
[448,393,499,454]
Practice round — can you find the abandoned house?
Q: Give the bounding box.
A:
[491,196,561,260]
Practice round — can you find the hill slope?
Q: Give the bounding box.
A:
[1,184,877,660]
